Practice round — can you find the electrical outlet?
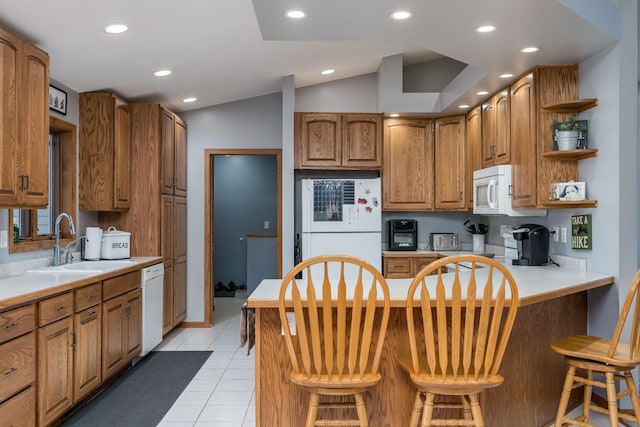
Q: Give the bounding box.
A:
[560,227,567,243]
[264,221,270,230]
[500,224,508,235]
[0,230,7,248]
[282,312,296,335]
[552,227,559,242]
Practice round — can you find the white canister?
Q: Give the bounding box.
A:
[472,234,486,253]
[85,227,103,260]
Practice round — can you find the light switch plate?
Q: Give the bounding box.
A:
[560,227,567,243]
[0,230,7,248]
[263,221,270,230]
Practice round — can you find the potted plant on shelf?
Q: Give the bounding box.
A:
[553,114,588,151]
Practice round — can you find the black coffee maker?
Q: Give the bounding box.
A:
[511,224,550,266]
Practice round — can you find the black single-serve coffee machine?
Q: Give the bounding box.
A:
[511,224,550,266]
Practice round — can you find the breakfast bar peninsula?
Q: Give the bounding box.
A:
[246,262,613,426]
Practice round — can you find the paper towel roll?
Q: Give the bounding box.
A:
[85,227,103,260]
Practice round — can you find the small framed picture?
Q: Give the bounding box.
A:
[554,181,586,201]
[49,85,67,115]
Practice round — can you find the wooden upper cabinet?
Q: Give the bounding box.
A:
[482,91,511,168]
[0,26,49,208]
[465,107,482,209]
[79,92,131,211]
[295,112,382,169]
[382,118,434,211]
[510,73,538,208]
[161,108,188,196]
[434,115,466,210]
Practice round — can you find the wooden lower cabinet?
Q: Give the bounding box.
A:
[102,288,142,380]
[73,305,102,403]
[383,254,442,279]
[0,386,36,427]
[38,316,73,427]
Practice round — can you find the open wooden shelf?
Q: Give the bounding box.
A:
[542,200,598,209]
[541,99,598,113]
[541,149,598,160]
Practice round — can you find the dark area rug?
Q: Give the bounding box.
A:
[62,351,212,427]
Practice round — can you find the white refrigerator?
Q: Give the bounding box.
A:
[301,178,381,276]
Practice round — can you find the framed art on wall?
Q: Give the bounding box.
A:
[49,85,67,115]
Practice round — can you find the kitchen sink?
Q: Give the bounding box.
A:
[27,260,137,274]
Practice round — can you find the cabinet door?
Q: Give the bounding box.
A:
[481,100,495,167]
[466,107,482,209]
[383,119,434,210]
[161,195,174,265]
[296,113,342,168]
[341,114,382,168]
[434,115,466,210]
[124,289,142,362]
[113,97,131,209]
[173,197,187,325]
[73,306,102,403]
[174,115,188,197]
[494,91,511,165]
[510,73,538,208]
[18,42,49,206]
[38,317,73,427]
[0,28,20,206]
[162,264,175,335]
[161,108,175,195]
[102,295,125,379]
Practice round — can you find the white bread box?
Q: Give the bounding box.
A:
[101,226,131,259]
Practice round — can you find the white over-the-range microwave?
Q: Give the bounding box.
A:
[472,165,547,217]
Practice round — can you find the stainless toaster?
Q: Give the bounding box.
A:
[430,233,460,251]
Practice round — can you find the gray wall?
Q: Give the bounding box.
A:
[403,58,467,93]
[213,155,278,286]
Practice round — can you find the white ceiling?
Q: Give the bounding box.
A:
[0,0,618,114]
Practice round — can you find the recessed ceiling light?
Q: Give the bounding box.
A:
[321,69,335,75]
[390,10,413,20]
[476,91,489,96]
[458,104,470,109]
[521,46,540,53]
[389,113,400,118]
[103,23,129,34]
[182,97,197,103]
[285,10,307,19]
[499,73,515,79]
[154,70,172,77]
[475,25,497,33]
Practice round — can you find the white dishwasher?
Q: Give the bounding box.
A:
[140,263,164,358]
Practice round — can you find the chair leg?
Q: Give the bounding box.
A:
[582,369,593,422]
[623,370,640,422]
[555,365,577,426]
[409,391,424,427]
[604,371,619,426]
[420,392,435,427]
[461,395,473,421]
[306,393,320,427]
[354,392,369,427]
[468,393,484,427]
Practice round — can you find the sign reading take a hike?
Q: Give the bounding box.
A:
[571,214,592,250]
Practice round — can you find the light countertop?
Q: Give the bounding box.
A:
[0,256,163,310]
[247,260,614,308]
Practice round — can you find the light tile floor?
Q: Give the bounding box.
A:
[152,292,617,427]
[156,292,255,427]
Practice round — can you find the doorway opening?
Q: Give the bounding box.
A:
[204,149,282,325]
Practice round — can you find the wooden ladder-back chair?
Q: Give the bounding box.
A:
[399,254,520,427]
[278,255,391,427]
[551,268,640,426]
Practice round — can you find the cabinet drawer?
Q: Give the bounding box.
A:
[0,386,35,427]
[0,332,35,403]
[39,293,73,326]
[0,305,35,344]
[75,283,102,312]
[103,271,140,301]
[413,257,440,276]
[384,258,411,273]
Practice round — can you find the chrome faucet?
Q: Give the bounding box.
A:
[53,213,76,266]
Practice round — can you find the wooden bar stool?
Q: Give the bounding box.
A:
[551,268,640,426]
[278,255,391,427]
[399,254,520,427]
